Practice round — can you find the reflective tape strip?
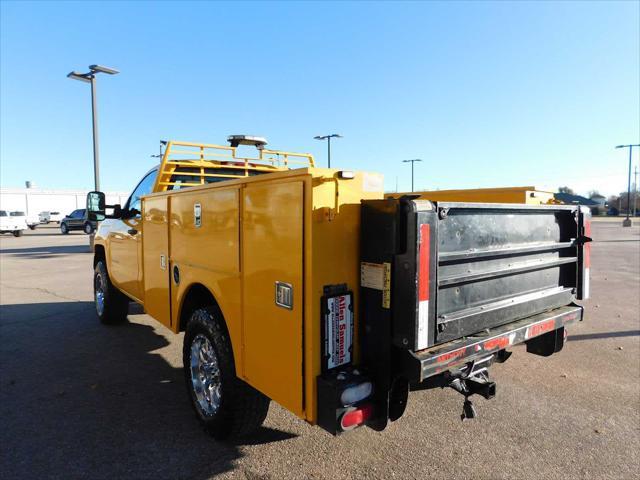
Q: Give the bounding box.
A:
[418,224,430,302]
[417,224,431,350]
[417,300,429,350]
[584,267,590,299]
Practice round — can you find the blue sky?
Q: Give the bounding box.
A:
[1,1,639,196]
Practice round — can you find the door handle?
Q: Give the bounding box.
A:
[128,228,138,235]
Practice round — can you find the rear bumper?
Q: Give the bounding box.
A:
[402,304,583,383]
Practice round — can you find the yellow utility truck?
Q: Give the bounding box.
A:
[87,136,591,438]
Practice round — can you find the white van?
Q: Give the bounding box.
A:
[0,210,25,237]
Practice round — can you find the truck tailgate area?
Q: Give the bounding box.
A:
[433,202,581,343]
[360,199,589,353]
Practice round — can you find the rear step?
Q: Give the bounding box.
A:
[406,305,581,420]
[401,304,583,383]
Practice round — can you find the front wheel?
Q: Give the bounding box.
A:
[60,223,69,234]
[94,261,129,324]
[13,230,23,237]
[183,306,270,439]
[28,225,36,230]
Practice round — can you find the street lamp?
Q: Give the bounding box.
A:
[402,159,423,192]
[67,64,119,191]
[151,140,168,160]
[314,134,342,168]
[615,144,640,227]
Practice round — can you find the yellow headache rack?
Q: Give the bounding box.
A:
[154,137,315,192]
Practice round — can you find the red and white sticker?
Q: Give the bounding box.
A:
[583,219,591,299]
[417,224,430,350]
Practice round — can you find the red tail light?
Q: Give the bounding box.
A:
[340,403,374,430]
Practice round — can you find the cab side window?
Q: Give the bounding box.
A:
[127,170,158,215]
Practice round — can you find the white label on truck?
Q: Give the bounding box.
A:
[417,300,429,350]
[362,172,384,193]
[326,294,353,369]
[584,267,590,299]
[361,262,384,290]
[194,203,202,228]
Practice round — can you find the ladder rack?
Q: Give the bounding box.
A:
[154,140,315,192]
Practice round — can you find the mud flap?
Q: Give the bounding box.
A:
[526,326,566,357]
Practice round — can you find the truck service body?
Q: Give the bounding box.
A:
[89,138,591,437]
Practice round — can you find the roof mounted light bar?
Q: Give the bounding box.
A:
[227,135,268,150]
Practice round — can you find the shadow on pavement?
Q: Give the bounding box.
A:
[0,245,92,257]
[0,301,296,479]
[568,330,640,341]
[594,239,640,243]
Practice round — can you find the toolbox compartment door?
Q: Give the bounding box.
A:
[142,195,171,329]
[242,180,304,417]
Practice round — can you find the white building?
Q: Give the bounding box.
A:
[0,186,129,217]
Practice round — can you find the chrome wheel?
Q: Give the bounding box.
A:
[94,271,105,316]
[190,333,222,416]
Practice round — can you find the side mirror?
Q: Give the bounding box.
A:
[87,191,123,220]
[87,191,106,221]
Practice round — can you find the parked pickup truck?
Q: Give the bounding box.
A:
[11,211,39,230]
[87,136,591,439]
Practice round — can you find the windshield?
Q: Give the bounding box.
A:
[0,211,7,217]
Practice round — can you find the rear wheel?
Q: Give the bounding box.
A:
[84,222,94,234]
[183,306,270,439]
[60,223,69,234]
[94,261,129,324]
[12,230,22,237]
[28,225,36,230]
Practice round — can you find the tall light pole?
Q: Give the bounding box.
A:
[615,144,640,227]
[314,134,342,168]
[402,159,423,192]
[634,165,638,217]
[151,140,168,160]
[67,65,119,191]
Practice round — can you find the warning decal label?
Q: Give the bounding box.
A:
[324,293,353,370]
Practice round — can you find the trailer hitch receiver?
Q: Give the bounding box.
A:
[447,355,498,420]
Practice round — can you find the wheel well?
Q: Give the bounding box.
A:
[179,283,226,334]
[94,245,106,267]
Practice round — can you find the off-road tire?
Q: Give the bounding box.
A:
[13,230,22,237]
[84,222,94,234]
[94,260,129,324]
[60,223,69,234]
[183,306,270,440]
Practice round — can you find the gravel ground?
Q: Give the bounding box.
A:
[1,219,638,480]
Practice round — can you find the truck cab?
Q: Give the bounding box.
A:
[87,136,591,439]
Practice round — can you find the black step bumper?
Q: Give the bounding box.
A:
[401,304,583,383]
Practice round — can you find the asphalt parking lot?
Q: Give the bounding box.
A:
[1,219,639,480]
